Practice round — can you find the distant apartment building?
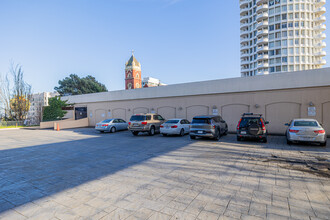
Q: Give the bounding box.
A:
[240,0,326,76]
[142,77,167,88]
[27,92,59,124]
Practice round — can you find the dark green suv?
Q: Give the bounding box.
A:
[237,113,269,142]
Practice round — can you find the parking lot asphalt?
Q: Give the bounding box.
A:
[0,128,329,220]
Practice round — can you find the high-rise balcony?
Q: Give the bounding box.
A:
[315,33,326,39]
[256,70,269,75]
[241,53,249,58]
[257,20,268,28]
[315,59,326,65]
[257,38,269,45]
[314,51,326,57]
[257,63,269,68]
[257,45,269,52]
[257,29,268,37]
[240,14,250,22]
[240,45,250,51]
[241,37,249,43]
[314,24,326,31]
[256,12,268,21]
[256,0,268,5]
[314,15,326,23]
[241,60,250,65]
[315,7,326,15]
[240,22,249,29]
[240,7,249,14]
[316,0,326,7]
[240,30,250,37]
[315,42,327,48]
[240,0,249,8]
[257,54,269,60]
[256,4,268,13]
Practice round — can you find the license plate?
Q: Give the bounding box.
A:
[241,131,247,134]
[133,123,139,127]
[165,125,170,128]
[198,131,203,134]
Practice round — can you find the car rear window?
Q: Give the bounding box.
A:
[294,121,318,127]
[165,120,179,124]
[130,115,146,121]
[192,118,210,124]
[101,119,112,123]
[239,117,261,128]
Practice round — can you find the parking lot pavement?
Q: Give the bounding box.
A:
[0,128,329,220]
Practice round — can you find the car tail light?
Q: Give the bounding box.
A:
[128,122,131,125]
[213,125,216,129]
[314,130,325,134]
[171,125,178,128]
[289,129,299,133]
[260,118,266,131]
[160,125,164,128]
[237,119,242,130]
[141,122,147,125]
[102,124,108,127]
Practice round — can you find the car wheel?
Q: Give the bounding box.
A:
[223,127,228,136]
[180,129,184,136]
[320,141,327,147]
[214,129,220,141]
[162,133,167,137]
[287,139,292,145]
[110,127,116,133]
[100,131,104,133]
[149,126,155,136]
[262,137,267,143]
[237,136,241,141]
[132,131,139,136]
[190,135,196,140]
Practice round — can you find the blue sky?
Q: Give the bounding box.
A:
[0,0,329,93]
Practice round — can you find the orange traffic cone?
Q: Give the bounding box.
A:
[57,123,60,131]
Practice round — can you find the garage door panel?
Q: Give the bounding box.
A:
[322,102,330,134]
[157,107,176,120]
[95,109,106,124]
[266,102,301,134]
[186,105,209,121]
[112,108,126,121]
[133,107,148,114]
[221,104,250,132]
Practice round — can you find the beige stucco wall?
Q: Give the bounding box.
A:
[54,118,88,130]
[63,68,330,135]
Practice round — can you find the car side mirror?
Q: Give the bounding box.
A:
[265,121,269,124]
[221,120,226,123]
[285,123,289,126]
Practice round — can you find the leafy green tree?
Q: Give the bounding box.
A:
[54,74,108,95]
[42,97,69,121]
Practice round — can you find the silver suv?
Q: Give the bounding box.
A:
[190,115,228,140]
[128,113,165,136]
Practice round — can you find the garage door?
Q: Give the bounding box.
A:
[157,107,176,120]
[95,109,107,125]
[133,107,148,114]
[112,108,127,121]
[322,102,330,134]
[221,104,250,133]
[265,102,301,135]
[186,105,209,121]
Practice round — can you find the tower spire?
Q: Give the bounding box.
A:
[131,49,134,56]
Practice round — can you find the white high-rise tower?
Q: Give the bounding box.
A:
[240,0,326,77]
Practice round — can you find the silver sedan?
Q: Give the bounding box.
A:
[285,119,327,146]
[95,118,128,133]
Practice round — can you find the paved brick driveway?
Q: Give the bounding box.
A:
[0,128,329,220]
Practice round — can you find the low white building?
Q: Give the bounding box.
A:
[142,77,167,88]
[27,92,59,124]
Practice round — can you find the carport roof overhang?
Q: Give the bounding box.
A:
[62,68,330,104]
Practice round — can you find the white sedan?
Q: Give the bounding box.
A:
[160,119,190,136]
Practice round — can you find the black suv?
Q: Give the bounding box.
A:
[190,115,228,140]
[237,113,269,142]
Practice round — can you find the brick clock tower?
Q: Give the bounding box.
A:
[125,51,142,90]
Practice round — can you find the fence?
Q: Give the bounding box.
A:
[0,121,24,127]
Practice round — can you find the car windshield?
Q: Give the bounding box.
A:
[130,115,146,121]
[239,117,261,128]
[294,121,318,127]
[165,120,179,124]
[101,119,112,123]
[192,118,210,124]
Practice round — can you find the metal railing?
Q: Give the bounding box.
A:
[0,121,24,127]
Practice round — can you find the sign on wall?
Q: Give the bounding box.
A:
[212,109,219,115]
[308,107,316,117]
